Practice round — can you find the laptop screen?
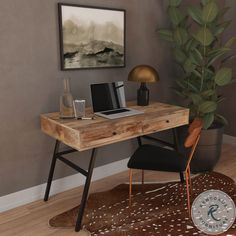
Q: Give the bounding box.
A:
[91,81,126,112]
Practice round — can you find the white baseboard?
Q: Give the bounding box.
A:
[223,134,236,144]
[0,158,129,213]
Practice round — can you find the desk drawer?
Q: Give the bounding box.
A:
[79,120,143,149]
[142,110,189,134]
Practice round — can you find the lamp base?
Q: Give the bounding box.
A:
[137,82,149,106]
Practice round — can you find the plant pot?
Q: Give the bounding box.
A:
[176,123,224,174]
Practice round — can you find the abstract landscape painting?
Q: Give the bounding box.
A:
[58,4,125,70]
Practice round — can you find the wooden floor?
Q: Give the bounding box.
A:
[0,142,236,236]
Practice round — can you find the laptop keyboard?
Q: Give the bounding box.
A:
[101,108,130,115]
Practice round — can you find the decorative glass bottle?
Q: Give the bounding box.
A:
[60,78,74,118]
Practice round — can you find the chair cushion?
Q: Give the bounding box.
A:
[127,144,187,172]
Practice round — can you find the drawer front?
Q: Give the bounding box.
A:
[141,111,189,134]
[79,120,143,149]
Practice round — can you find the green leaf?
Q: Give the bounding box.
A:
[175,79,187,89]
[173,27,188,45]
[178,78,199,92]
[217,96,226,103]
[213,26,225,36]
[202,113,214,129]
[215,67,232,86]
[224,37,236,48]
[184,58,196,73]
[168,7,184,26]
[186,81,200,92]
[189,52,199,65]
[194,27,214,46]
[207,48,230,66]
[179,15,189,27]
[221,54,236,64]
[205,67,215,77]
[201,0,211,6]
[201,89,215,97]
[158,29,174,42]
[176,79,199,93]
[215,114,228,125]
[174,89,187,98]
[169,0,182,7]
[199,101,217,113]
[185,38,199,52]
[202,1,218,23]
[190,48,203,65]
[189,93,202,105]
[192,69,202,78]
[214,21,231,36]
[208,47,230,58]
[173,48,187,63]
[188,6,203,25]
[193,48,203,60]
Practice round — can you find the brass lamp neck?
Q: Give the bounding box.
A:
[140,82,148,89]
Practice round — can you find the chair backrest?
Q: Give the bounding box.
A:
[184,118,203,148]
[184,118,203,168]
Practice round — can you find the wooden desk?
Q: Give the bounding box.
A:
[41,102,189,232]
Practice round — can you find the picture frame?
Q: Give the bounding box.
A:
[58,3,126,70]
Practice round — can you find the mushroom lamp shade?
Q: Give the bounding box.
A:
[128,65,159,106]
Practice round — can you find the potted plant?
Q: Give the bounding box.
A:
[158,0,235,172]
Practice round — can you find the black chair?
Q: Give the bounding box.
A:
[128,119,203,214]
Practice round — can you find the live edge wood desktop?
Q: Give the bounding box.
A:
[40,102,189,232]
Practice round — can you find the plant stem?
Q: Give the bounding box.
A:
[200,24,207,92]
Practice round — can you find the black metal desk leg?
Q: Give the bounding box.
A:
[172,128,185,183]
[137,137,142,147]
[44,140,60,201]
[179,171,184,183]
[75,148,97,232]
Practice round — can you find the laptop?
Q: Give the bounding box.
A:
[90,81,144,119]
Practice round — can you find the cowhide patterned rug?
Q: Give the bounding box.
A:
[49,172,236,235]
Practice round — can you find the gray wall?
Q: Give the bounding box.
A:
[219,0,236,136]
[0,0,174,196]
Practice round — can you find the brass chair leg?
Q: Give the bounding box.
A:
[142,170,144,185]
[129,169,133,207]
[185,170,191,217]
[187,167,192,197]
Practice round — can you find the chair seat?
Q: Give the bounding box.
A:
[127,144,187,172]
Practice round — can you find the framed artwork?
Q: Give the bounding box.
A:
[58,3,126,70]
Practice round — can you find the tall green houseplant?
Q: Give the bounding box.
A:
[159,0,235,129]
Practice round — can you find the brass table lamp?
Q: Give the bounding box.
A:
[128,65,159,106]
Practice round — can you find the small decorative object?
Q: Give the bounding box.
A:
[73,99,85,119]
[128,65,159,106]
[60,78,74,119]
[58,3,125,70]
